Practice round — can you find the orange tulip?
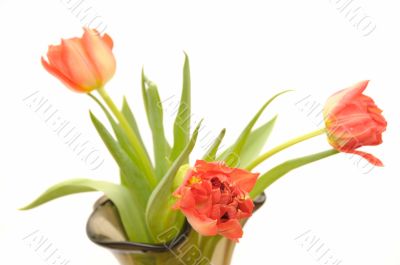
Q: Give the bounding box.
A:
[41,28,116,93]
[323,80,387,166]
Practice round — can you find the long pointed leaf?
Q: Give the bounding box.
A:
[89,95,154,206]
[250,149,339,198]
[218,116,278,166]
[142,73,170,179]
[90,112,152,204]
[237,115,277,167]
[219,91,291,166]
[146,121,202,241]
[121,96,149,157]
[89,95,143,170]
[203,128,226,161]
[20,178,150,242]
[170,54,191,163]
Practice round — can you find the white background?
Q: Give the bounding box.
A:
[1,0,399,264]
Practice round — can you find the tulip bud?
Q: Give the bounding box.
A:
[41,28,116,93]
[323,80,387,166]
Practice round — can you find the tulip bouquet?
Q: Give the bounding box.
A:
[22,29,387,265]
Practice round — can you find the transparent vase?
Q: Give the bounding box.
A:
[86,194,266,265]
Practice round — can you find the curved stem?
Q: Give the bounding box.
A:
[249,149,339,198]
[97,87,157,187]
[222,240,236,265]
[246,128,326,171]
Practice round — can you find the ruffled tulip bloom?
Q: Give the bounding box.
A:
[41,28,116,93]
[173,160,259,241]
[323,80,387,166]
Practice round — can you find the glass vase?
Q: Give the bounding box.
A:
[86,194,266,265]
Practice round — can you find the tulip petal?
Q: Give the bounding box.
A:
[229,169,259,193]
[341,80,369,100]
[102,33,114,49]
[194,160,224,173]
[47,45,70,78]
[62,38,99,90]
[41,57,82,92]
[178,189,196,209]
[328,115,381,148]
[82,28,116,83]
[238,199,254,217]
[217,219,243,242]
[347,150,383,166]
[183,209,218,236]
[324,80,369,117]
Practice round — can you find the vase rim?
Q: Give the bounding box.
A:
[86,193,266,253]
[86,199,192,253]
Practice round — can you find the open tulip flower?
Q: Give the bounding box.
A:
[21,28,389,264]
[173,160,258,241]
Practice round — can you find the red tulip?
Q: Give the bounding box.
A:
[173,160,259,241]
[323,80,387,166]
[41,28,116,93]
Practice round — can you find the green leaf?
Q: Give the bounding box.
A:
[89,95,142,169]
[20,178,151,242]
[89,94,154,197]
[96,87,156,186]
[249,149,339,198]
[217,116,278,166]
[142,72,171,179]
[146,121,202,241]
[237,115,277,167]
[121,96,149,157]
[203,129,226,161]
[170,54,191,164]
[218,91,291,166]
[90,111,152,204]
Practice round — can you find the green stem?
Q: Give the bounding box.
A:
[249,149,339,198]
[97,87,157,187]
[199,235,222,261]
[222,240,236,265]
[246,128,326,171]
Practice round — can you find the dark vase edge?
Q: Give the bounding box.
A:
[86,192,266,253]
